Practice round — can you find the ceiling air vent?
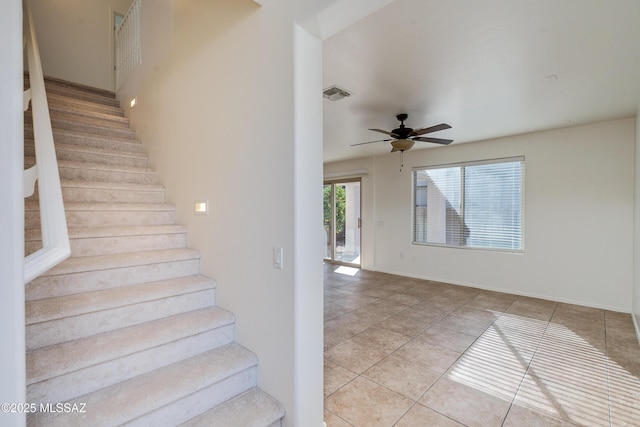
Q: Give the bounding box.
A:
[323,85,352,102]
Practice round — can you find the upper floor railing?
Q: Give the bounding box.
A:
[115,0,142,91]
[23,0,70,283]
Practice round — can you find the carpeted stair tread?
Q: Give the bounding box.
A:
[25,201,176,229]
[26,274,216,325]
[27,306,235,384]
[28,343,258,427]
[25,142,150,169]
[25,126,145,153]
[26,249,202,300]
[26,108,130,129]
[46,92,125,116]
[32,247,198,275]
[26,224,186,240]
[26,282,216,350]
[25,224,188,257]
[180,388,285,427]
[27,309,237,404]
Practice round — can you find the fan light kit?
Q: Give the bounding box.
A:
[351,113,453,171]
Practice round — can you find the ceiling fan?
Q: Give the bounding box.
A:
[351,113,453,153]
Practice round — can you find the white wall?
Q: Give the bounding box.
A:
[29,0,133,91]
[117,1,322,425]
[326,118,635,312]
[293,24,324,425]
[0,1,26,426]
[634,111,640,337]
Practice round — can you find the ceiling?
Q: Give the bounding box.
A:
[322,0,640,163]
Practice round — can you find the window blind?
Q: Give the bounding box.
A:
[413,158,524,251]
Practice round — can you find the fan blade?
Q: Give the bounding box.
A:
[411,123,452,136]
[350,138,393,147]
[369,128,399,137]
[413,136,453,145]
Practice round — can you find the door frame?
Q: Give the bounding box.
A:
[323,178,362,267]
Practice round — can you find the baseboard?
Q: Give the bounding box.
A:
[374,268,631,314]
[633,312,640,346]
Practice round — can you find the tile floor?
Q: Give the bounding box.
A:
[323,264,640,427]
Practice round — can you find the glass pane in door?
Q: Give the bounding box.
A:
[334,181,360,265]
[323,184,332,260]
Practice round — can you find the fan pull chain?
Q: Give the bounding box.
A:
[400,150,404,172]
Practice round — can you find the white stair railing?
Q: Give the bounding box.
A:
[115,0,141,91]
[23,0,70,283]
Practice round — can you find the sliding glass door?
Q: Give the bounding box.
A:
[323,179,361,266]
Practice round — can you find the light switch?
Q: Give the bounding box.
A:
[273,247,283,269]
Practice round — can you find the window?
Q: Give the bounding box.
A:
[413,158,524,251]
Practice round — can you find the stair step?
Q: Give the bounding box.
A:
[25,225,187,257]
[48,104,129,125]
[24,157,157,185]
[26,107,129,131]
[42,82,120,108]
[26,249,202,299]
[25,140,150,168]
[47,92,125,117]
[25,126,144,154]
[48,115,136,139]
[27,275,216,349]
[51,180,165,204]
[24,75,119,107]
[27,307,235,403]
[181,388,285,427]
[26,201,175,228]
[28,343,258,427]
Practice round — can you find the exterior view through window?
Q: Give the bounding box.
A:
[413,158,524,251]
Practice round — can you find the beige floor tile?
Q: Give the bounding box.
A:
[514,372,610,426]
[394,403,464,426]
[452,306,501,323]
[325,338,389,374]
[377,314,430,337]
[417,295,466,313]
[352,326,412,353]
[415,324,477,352]
[324,409,354,427]
[325,377,414,427]
[394,340,463,374]
[492,313,548,337]
[420,376,512,427]
[363,354,442,400]
[464,293,516,312]
[399,305,448,324]
[387,293,423,306]
[435,313,493,336]
[505,297,557,321]
[608,360,640,427]
[468,326,541,368]
[323,265,640,427]
[503,404,578,426]
[325,360,357,398]
[446,353,526,401]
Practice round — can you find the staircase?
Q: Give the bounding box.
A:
[23,76,285,427]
